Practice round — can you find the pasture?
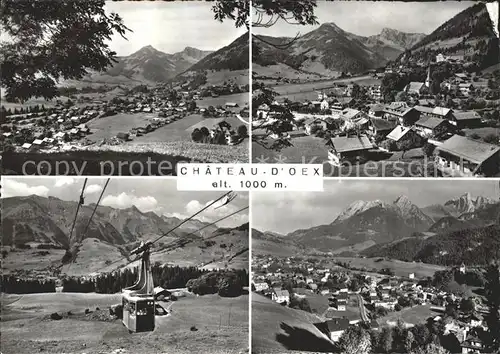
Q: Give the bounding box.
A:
[195,93,249,111]
[1,292,249,354]
[377,304,437,327]
[333,257,447,279]
[251,293,332,354]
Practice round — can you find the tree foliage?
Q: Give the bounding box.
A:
[337,326,371,354]
[1,0,130,102]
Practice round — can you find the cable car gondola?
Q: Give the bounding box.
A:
[122,240,155,333]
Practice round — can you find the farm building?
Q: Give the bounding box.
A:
[404,82,428,96]
[435,134,500,177]
[225,102,239,108]
[326,135,374,166]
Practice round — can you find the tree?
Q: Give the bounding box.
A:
[337,326,371,354]
[404,330,415,353]
[377,327,393,353]
[460,297,475,314]
[423,142,436,157]
[1,0,130,102]
[237,124,248,138]
[484,264,500,352]
[191,128,203,142]
[483,134,498,145]
[410,343,450,354]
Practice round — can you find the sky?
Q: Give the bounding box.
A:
[253,1,476,37]
[1,177,249,228]
[104,1,247,56]
[252,180,500,235]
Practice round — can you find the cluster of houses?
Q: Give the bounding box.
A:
[255,76,499,176]
[252,256,489,353]
[1,83,247,151]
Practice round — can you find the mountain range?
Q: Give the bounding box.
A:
[254,193,500,265]
[2,195,249,273]
[253,25,425,76]
[253,2,496,76]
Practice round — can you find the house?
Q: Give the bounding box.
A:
[436,53,446,62]
[320,99,330,111]
[451,111,482,129]
[408,273,415,280]
[435,135,500,177]
[461,334,484,354]
[272,288,290,304]
[325,318,350,342]
[404,82,427,96]
[304,117,327,135]
[21,142,33,150]
[414,116,453,138]
[368,118,396,138]
[369,85,382,101]
[253,282,269,292]
[326,135,374,166]
[386,125,425,150]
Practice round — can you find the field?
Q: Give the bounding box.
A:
[205,70,249,87]
[463,127,500,140]
[266,75,382,100]
[251,294,333,354]
[377,304,438,327]
[1,292,249,354]
[195,93,249,111]
[333,257,447,279]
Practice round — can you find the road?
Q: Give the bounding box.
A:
[357,294,369,322]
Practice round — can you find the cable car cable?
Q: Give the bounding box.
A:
[96,204,248,274]
[82,178,111,237]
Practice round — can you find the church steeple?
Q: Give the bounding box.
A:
[425,65,432,88]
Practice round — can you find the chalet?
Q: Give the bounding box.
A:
[325,318,350,342]
[451,111,482,129]
[253,282,269,292]
[21,142,33,150]
[32,139,44,147]
[408,273,415,280]
[386,126,425,150]
[326,135,374,166]
[272,288,290,304]
[414,116,453,138]
[383,106,420,126]
[435,135,500,177]
[368,118,396,138]
[320,99,330,111]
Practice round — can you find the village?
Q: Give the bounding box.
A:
[0,82,250,153]
[253,55,500,177]
[252,254,493,353]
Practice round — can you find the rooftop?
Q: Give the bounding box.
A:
[328,135,374,153]
[437,134,500,164]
